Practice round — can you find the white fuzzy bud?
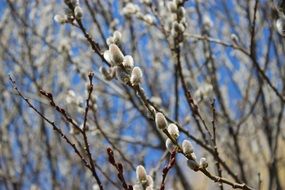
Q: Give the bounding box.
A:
[144,14,154,25]
[146,175,153,187]
[146,186,153,190]
[92,184,100,190]
[231,33,239,44]
[69,126,80,135]
[177,7,186,18]
[123,55,134,68]
[199,157,208,169]
[106,37,115,46]
[103,50,113,64]
[150,96,162,105]
[109,44,124,64]
[130,67,143,85]
[194,83,213,101]
[122,3,140,15]
[136,12,144,19]
[165,138,175,152]
[171,14,177,21]
[99,66,116,81]
[136,165,147,183]
[182,140,194,155]
[167,2,177,12]
[187,159,199,171]
[54,14,67,24]
[178,23,185,32]
[116,66,130,83]
[276,17,285,36]
[173,22,180,31]
[155,112,167,130]
[203,15,213,30]
[133,184,142,190]
[191,152,197,160]
[66,90,76,104]
[113,31,122,43]
[167,124,179,139]
[74,6,83,19]
[173,22,185,33]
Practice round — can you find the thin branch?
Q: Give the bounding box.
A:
[106,147,133,190]
[160,151,176,190]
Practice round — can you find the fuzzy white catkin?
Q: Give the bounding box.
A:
[99,66,116,81]
[191,152,197,160]
[109,44,124,64]
[178,23,185,32]
[167,124,179,139]
[113,31,122,43]
[187,159,199,171]
[276,17,285,36]
[122,3,140,15]
[177,7,186,18]
[203,15,213,30]
[130,67,143,85]
[74,6,83,19]
[167,1,177,12]
[116,66,129,83]
[155,112,167,130]
[199,157,208,168]
[231,33,239,44]
[182,140,193,155]
[66,90,76,104]
[123,55,134,68]
[54,15,66,24]
[92,184,100,190]
[103,50,112,64]
[69,126,80,135]
[150,96,162,105]
[194,83,213,101]
[144,14,154,25]
[146,175,153,187]
[165,138,175,152]
[106,37,114,46]
[136,165,147,182]
[133,184,142,190]
[146,186,153,190]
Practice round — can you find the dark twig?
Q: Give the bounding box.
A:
[160,151,176,190]
[64,1,110,67]
[9,75,101,184]
[211,100,223,190]
[81,72,104,190]
[106,147,133,190]
[36,73,103,190]
[39,89,83,133]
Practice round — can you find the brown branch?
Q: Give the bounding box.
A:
[160,151,176,190]
[211,100,223,190]
[81,72,104,190]
[106,147,133,190]
[39,89,83,133]
[9,75,94,180]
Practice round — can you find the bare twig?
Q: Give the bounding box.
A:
[160,151,176,190]
[106,147,133,190]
